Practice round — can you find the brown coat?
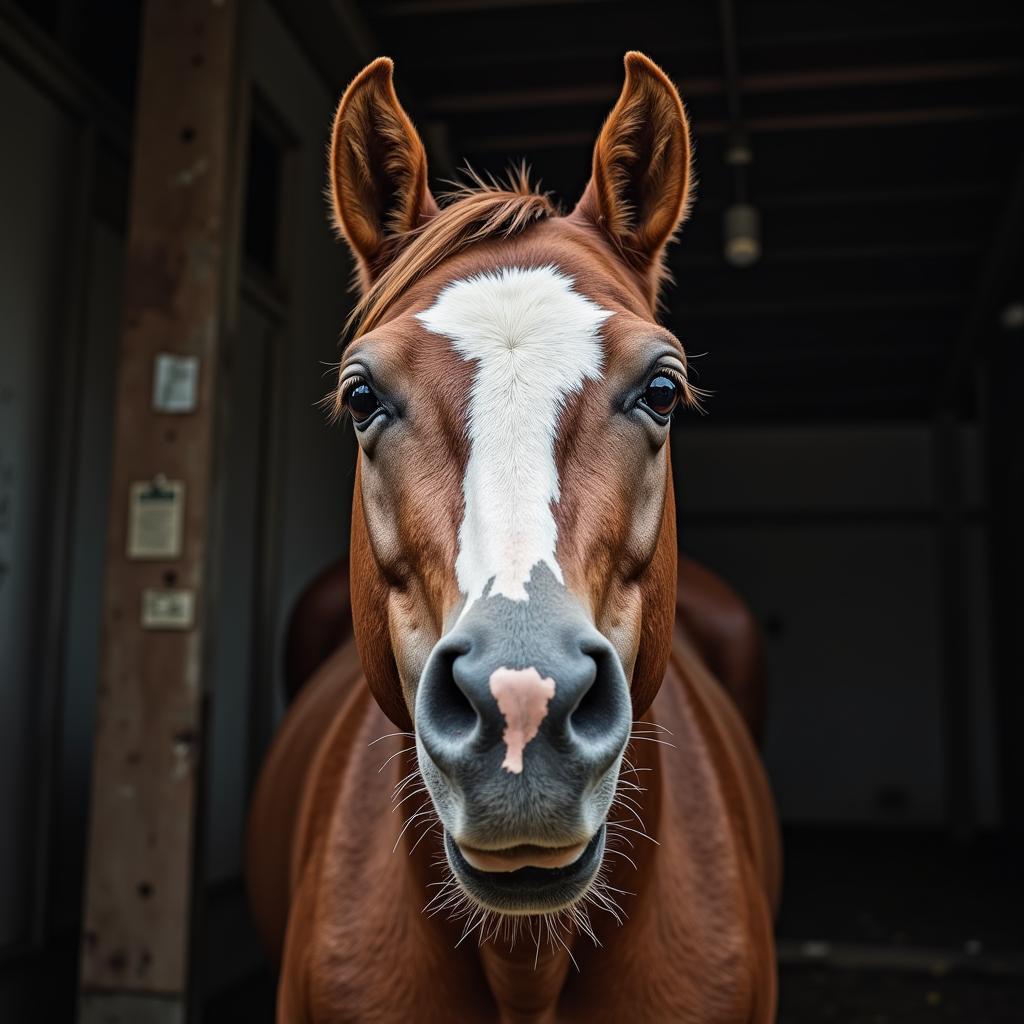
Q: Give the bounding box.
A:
[248,610,780,1023]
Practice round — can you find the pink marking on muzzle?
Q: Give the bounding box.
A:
[488,667,556,774]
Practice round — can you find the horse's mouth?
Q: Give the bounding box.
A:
[444,825,605,913]
[457,838,588,873]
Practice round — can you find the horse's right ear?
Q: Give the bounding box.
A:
[572,52,693,293]
[329,57,438,290]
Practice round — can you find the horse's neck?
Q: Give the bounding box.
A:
[477,942,572,1024]
[390,728,666,1022]
[317,639,769,1021]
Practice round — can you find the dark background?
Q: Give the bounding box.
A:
[0,0,1021,1020]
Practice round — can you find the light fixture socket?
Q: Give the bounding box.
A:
[725,136,753,167]
[1000,302,1024,331]
[724,203,761,267]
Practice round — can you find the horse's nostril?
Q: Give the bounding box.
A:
[421,642,478,737]
[568,644,622,741]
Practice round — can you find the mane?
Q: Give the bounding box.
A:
[348,165,557,341]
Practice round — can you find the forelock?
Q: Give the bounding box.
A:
[348,166,558,342]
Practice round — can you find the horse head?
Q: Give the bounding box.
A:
[329,52,695,917]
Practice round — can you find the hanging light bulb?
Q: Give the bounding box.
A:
[1000,302,1024,331]
[724,203,761,267]
[723,133,761,267]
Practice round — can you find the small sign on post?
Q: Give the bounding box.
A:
[127,477,185,560]
[141,588,195,630]
[153,353,200,413]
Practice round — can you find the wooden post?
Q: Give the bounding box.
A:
[78,2,240,1020]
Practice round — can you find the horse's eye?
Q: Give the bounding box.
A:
[346,382,381,423]
[642,374,679,418]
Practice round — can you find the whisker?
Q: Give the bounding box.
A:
[408,817,441,852]
[377,745,417,773]
[629,721,673,735]
[455,908,488,948]
[615,779,646,795]
[603,846,638,871]
[614,802,646,828]
[546,915,580,972]
[391,770,423,799]
[627,736,678,749]
[606,828,635,849]
[392,801,434,853]
[608,822,660,846]
[392,785,429,810]
[612,792,644,812]
[368,731,415,747]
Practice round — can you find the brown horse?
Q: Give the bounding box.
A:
[247,52,781,1023]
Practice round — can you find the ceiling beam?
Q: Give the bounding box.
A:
[737,102,1023,134]
[752,181,1000,210]
[690,336,945,360]
[462,102,1022,150]
[420,58,1024,114]
[398,17,1023,69]
[679,291,966,320]
[673,239,978,270]
[376,0,618,15]
[691,181,1000,213]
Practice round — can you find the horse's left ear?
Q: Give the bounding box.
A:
[572,52,693,284]
[329,57,438,290]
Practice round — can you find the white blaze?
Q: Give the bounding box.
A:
[416,265,610,604]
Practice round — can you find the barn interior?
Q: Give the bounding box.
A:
[1,0,1022,1021]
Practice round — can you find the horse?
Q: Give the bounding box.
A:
[246,52,781,1023]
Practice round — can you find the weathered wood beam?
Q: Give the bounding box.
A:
[752,182,1000,210]
[462,103,1023,151]
[378,0,617,15]
[78,1,241,1020]
[399,17,1022,68]
[673,239,978,270]
[420,59,1024,114]
[678,291,966,320]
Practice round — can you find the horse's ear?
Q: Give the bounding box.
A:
[572,52,693,283]
[329,57,438,289]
